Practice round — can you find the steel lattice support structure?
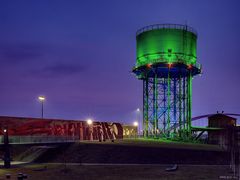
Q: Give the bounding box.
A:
[140,66,195,137]
[132,24,202,138]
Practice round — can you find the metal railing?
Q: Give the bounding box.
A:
[0,135,78,144]
[136,24,198,36]
[134,58,201,71]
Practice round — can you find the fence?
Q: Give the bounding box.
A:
[136,24,197,36]
[0,135,79,144]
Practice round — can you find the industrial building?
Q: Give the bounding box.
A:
[208,113,236,147]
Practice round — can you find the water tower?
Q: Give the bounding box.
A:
[132,24,202,138]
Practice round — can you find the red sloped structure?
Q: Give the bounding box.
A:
[0,116,123,141]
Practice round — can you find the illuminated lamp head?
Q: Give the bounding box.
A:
[168,63,173,68]
[38,96,45,102]
[133,121,138,127]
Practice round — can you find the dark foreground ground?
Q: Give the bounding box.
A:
[0,164,236,180]
[0,139,234,179]
[34,139,229,165]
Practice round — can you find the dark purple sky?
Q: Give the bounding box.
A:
[0,0,240,123]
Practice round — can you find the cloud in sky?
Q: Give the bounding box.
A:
[0,43,45,64]
[40,63,86,77]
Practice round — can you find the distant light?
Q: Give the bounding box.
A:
[137,108,140,112]
[133,121,138,127]
[87,119,93,125]
[187,65,192,69]
[3,129,7,133]
[168,63,172,68]
[38,96,45,101]
[146,64,152,68]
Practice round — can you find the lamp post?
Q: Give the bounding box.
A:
[3,128,11,168]
[87,119,93,141]
[38,96,45,119]
[136,108,141,135]
[133,121,138,139]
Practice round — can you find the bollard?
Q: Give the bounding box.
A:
[23,174,28,179]
[18,173,23,180]
[5,174,11,179]
[17,175,23,180]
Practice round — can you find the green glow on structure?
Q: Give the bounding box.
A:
[136,28,197,67]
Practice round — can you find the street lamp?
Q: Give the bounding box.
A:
[133,121,138,127]
[3,128,10,168]
[136,108,141,135]
[133,121,138,139]
[86,119,93,141]
[38,96,45,118]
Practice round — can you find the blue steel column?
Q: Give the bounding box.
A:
[173,78,177,132]
[167,71,171,136]
[178,75,182,137]
[163,78,166,134]
[153,73,158,136]
[183,76,186,131]
[153,75,156,135]
[187,71,192,135]
[143,77,149,137]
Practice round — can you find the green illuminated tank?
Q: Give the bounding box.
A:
[136,24,197,67]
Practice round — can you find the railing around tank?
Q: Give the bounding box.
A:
[0,135,79,144]
[134,59,202,71]
[136,24,198,36]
